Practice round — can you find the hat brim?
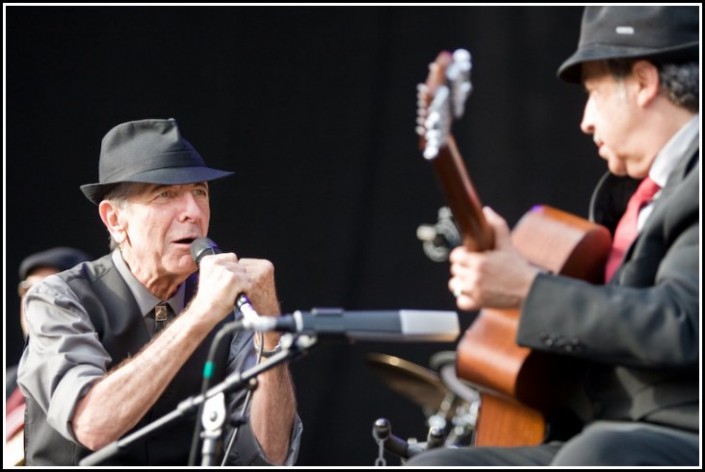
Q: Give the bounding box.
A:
[80,167,234,205]
[558,42,699,83]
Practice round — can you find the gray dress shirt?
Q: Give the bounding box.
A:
[17,250,302,465]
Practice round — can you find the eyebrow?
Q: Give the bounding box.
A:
[149,182,208,192]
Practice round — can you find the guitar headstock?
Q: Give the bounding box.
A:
[416,49,473,160]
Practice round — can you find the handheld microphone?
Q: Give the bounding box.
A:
[190,237,259,323]
[245,307,460,342]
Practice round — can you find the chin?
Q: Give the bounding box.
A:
[604,154,628,174]
[171,256,197,275]
[608,163,629,176]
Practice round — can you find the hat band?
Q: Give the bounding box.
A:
[100,150,205,184]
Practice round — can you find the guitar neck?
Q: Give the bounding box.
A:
[426,135,494,252]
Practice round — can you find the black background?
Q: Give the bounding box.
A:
[5,6,605,466]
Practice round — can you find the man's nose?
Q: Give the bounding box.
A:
[579,97,595,135]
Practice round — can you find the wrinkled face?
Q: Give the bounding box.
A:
[579,61,644,177]
[115,182,210,281]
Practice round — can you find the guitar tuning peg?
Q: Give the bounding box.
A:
[417,85,429,102]
[452,49,472,68]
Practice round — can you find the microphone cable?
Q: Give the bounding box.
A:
[218,331,264,465]
[187,319,249,466]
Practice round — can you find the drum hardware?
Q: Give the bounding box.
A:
[366,351,481,463]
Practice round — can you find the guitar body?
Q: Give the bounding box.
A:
[417,50,611,446]
[456,206,611,446]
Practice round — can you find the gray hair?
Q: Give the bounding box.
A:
[659,62,699,113]
[606,59,699,113]
[103,182,141,250]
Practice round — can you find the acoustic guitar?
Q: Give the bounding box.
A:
[417,50,611,446]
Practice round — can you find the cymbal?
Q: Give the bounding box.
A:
[365,353,448,412]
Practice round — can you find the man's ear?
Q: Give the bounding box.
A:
[632,59,660,107]
[99,200,127,245]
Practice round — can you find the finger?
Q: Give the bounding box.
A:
[201,252,239,269]
[455,293,479,312]
[238,258,274,273]
[449,246,471,263]
[450,250,481,276]
[448,277,461,297]
[483,206,512,249]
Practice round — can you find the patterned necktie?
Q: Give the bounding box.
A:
[604,177,661,281]
[146,302,171,335]
[154,302,169,333]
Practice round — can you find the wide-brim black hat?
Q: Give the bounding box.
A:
[558,6,699,83]
[80,118,234,204]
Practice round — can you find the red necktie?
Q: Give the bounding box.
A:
[605,177,661,281]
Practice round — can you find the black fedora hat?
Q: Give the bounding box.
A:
[80,118,234,204]
[558,6,699,83]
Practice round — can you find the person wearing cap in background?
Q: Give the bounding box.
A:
[17,118,301,466]
[5,247,91,467]
[8,247,92,396]
[407,6,699,467]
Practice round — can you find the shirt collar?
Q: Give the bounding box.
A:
[111,250,185,317]
[649,114,700,189]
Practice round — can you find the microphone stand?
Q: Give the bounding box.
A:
[79,333,316,466]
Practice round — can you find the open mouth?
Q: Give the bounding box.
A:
[173,237,197,246]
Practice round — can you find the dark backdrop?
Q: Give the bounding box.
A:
[5,6,604,466]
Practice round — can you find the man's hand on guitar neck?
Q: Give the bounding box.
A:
[448,207,540,311]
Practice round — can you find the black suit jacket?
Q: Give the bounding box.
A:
[517,139,699,432]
